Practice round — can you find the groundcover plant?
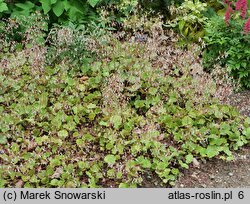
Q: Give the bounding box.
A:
[0,0,249,188]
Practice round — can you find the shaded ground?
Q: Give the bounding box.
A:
[226,90,250,117]
[174,146,250,188]
[174,90,250,188]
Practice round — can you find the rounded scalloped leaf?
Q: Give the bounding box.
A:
[0,135,7,144]
[243,127,250,139]
[185,154,193,164]
[58,130,69,138]
[0,1,8,12]
[87,0,100,8]
[104,155,116,165]
[52,1,64,17]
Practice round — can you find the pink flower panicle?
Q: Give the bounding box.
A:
[224,1,234,25]
[235,0,248,19]
[243,17,250,34]
[224,0,250,34]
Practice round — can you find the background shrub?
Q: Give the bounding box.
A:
[203,1,250,88]
[166,0,208,42]
[0,0,101,24]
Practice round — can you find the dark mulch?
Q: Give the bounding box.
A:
[226,90,250,117]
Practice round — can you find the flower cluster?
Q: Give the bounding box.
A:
[243,17,250,33]
[224,1,234,25]
[224,0,250,34]
[236,0,248,18]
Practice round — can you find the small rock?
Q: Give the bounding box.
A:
[180,184,184,188]
[201,184,207,188]
[240,155,247,160]
[228,172,234,177]
[210,175,215,180]
[134,34,148,43]
[192,158,200,168]
[191,172,198,179]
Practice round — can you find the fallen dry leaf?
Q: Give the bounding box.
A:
[79,76,89,83]
[51,167,63,179]
[15,180,24,188]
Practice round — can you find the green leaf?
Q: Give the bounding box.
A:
[63,0,71,11]
[220,123,231,135]
[39,92,48,108]
[243,128,250,139]
[178,20,185,31]
[78,161,87,169]
[99,121,109,127]
[87,103,96,109]
[141,159,151,168]
[87,0,100,7]
[245,117,250,125]
[50,179,59,186]
[15,1,35,10]
[107,169,115,178]
[68,6,83,21]
[0,135,7,144]
[137,157,151,168]
[178,160,189,169]
[210,138,227,146]
[110,115,122,130]
[50,0,57,4]
[40,0,51,14]
[0,2,8,12]
[52,1,64,17]
[104,155,116,165]
[206,145,219,158]
[58,130,69,138]
[182,116,193,126]
[134,100,145,108]
[0,179,6,187]
[214,109,223,119]
[185,154,193,164]
[76,139,84,147]
[148,87,158,95]
[119,183,129,188]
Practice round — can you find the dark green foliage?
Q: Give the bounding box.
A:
[203,16,250,88]
[0,0,101,24]
[140,0,184,17]
[0,0,186,27]
[0,12,48,52]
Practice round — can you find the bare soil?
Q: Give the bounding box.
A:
[175,146,250,188]
[226,90,250,117]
